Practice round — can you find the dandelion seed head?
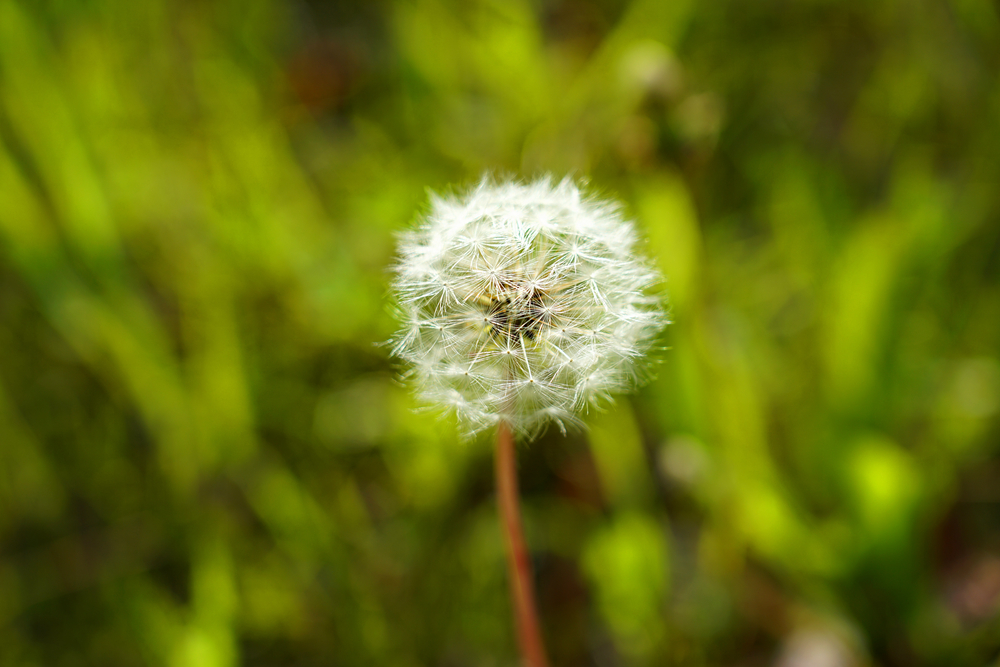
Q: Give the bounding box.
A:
[391,175,668,437]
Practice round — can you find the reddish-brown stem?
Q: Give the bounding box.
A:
[496,421,551,667]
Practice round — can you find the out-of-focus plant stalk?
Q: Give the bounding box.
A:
[496,421,550,667]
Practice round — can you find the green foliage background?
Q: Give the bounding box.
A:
[1,0,999,665]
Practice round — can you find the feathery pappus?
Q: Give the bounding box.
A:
[390,175,668,437]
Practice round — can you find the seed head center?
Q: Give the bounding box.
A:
[482,279,549,344]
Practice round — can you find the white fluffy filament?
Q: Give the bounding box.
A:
[391,175,668,437]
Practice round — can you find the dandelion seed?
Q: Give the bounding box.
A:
[390,174,668,437]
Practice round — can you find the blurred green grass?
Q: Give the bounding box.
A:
[1,0,999,665]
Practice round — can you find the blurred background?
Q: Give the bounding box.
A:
[1,0,999,665]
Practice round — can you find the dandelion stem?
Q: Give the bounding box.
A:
[496,420,550,667]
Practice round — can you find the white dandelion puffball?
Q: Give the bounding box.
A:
[390,175,668,437]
